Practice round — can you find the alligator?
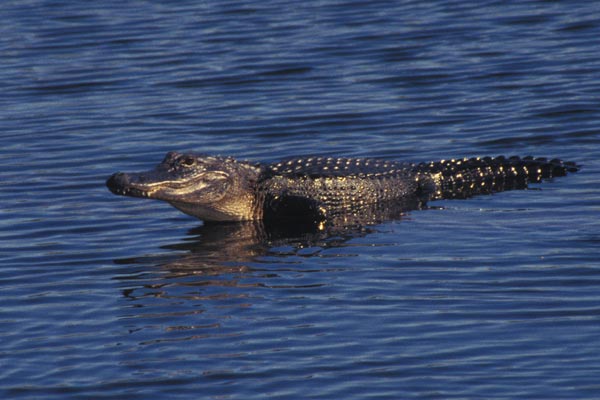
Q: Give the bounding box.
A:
[106,152,578,226]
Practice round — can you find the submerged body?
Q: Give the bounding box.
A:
[106,152,578,225]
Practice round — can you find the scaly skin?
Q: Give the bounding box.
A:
[106,152,578,225]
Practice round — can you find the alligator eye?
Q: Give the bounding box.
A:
[180,156,196,167]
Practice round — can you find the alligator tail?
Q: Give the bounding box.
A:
[415,156,579,200]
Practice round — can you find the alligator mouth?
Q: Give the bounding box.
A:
[106,172,158,199]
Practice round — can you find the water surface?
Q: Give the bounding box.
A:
[2,1,600,399]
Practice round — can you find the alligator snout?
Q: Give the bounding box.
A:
[106,172,129,195]
[106,172,159,198]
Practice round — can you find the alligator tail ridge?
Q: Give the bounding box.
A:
[416,156,579,200]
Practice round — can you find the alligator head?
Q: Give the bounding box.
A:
[106,152,262,221]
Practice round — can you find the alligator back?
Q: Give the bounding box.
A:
[258,156,433,223]
[256,155,579,223]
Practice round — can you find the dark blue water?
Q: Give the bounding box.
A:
[2,1,600,398]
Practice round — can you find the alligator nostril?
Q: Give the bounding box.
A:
[106,172,128,194]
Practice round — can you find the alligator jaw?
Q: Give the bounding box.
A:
[106,172,160,199]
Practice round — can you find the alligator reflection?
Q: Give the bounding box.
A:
[113,217,406,347]
[116,219,379,279]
